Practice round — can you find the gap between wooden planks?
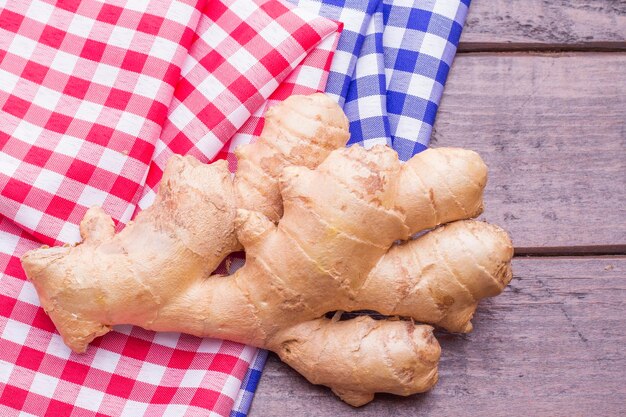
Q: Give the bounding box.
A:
[432,52,626,252]
[249,257,626,417]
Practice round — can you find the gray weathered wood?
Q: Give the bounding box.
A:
[461,0,626,51]
[249,257,626,417]
[432,52,626,249]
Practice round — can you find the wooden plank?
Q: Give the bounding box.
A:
[461,0,626,51]
[431,52,626,249]
[249,257,626,416]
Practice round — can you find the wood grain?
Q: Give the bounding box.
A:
[249,257,626,417]
[461,0,626,51]
[431,52,626,250]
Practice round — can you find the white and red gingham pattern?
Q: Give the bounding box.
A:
[137,0,340,208]
[0,217,258,416]
[215,27,341,171]
[0,0,342,416]
[0,0,204,245]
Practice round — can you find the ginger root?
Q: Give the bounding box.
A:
[21,94,513,407]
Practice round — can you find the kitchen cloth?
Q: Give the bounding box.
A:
[291,0,470,158]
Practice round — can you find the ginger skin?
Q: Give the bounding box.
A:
[21,94,513,407]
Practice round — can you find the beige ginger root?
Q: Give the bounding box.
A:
[21,94,513,407]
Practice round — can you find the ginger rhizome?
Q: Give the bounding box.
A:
[21,94,513,407]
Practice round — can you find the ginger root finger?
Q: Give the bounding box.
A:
[396,147,488,234]
[357,220,514,333]
[235,93,349,222]
[21,156,238,352]
[271,316,440,407]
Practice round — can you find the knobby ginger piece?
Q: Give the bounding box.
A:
[22,94,513,407]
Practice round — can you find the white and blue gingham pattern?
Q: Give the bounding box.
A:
[231,1,470,415]
[230,349,269,417]
[292,0,470,160]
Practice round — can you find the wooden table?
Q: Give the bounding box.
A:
[249,2,626,415]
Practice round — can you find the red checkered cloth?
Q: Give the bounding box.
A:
[214,29,340,172]
[0,0,341,416]
[137,0,340,208]
[0,0,205,246]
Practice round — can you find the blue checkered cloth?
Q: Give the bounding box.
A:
[230,1,470,415]
[293,0,470,160]
[230,349,268,417]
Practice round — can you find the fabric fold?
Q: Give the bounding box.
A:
[290,0,470,159]
[344,0,391,148]
[216,25,341,169]
[138,0,341,208]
